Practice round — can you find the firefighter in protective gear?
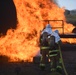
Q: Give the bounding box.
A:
[40,24,62,73]
[40,24,52,70]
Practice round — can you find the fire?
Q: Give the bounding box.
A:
[0,0,76,62]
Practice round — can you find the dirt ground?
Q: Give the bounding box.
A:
[0,43,76,75]
[0,62,64,75]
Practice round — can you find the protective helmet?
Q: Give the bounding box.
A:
[46,24,51,28]
[41,24,52,35]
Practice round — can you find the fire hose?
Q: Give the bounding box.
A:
[58,44,68,75]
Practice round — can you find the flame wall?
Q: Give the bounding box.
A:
[0,0,75,62]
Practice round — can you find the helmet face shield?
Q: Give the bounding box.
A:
[41,32,48,46]
[48,35,55,48]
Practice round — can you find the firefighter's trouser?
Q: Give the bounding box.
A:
[40,47,62,72]
[49,49,62,72]
[40,47,49,68]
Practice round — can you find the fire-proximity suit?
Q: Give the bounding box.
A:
[40,24,62,73]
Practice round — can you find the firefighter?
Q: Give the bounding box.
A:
[39,24,52,70]
[40,24,62,73]
[49,31,62,73]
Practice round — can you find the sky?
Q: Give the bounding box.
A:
[58,0,76,10]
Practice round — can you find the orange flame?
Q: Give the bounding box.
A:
[0,0,76,62]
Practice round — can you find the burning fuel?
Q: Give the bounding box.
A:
[0,0,76,62]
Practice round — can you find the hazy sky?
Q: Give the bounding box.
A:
[58,0,76,10]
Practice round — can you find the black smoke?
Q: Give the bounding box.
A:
[0,0,17,35]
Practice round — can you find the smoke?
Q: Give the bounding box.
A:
[53,0,58,5]
[50,0,59,6]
